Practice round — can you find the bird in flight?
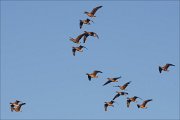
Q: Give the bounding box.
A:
[159,63,175,73]
[86,70,103,81]
[83,31,99,43]
[69,33,86,44]
[112,91,128,100]
[137,99,152,109]
[113,81,131,90]
[80,18,94,29]
[103,76,121,86]
[10,100,26,112]
[127,96,142,108]
[104,100,115,111]
[84,6,103,17]
[72,45,87,56]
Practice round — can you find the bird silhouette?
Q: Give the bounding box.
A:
[104,100,114,111]
[127,96,142,108]
[80,18,94,29]
[86,70,103,81]
[112,91,128,100]
[10,100,26,112]
[159,63,175,73]
[84,6,103,17]
[83,31,99,43]
[72,45,87,56]
[103,76,121,86]
[137,99,152,109]
[113,81,131,90]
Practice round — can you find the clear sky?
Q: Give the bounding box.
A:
[1,1,179,119]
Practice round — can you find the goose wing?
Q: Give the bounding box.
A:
[103,80,112,86]
[80,20,83,29]
[91,6,103,15]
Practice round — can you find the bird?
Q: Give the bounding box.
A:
[69,33,86,44]
[86,70,103,81]
[103,76,121,86]
[113,81,131,90]
[72,45,87,56]
[83,31,99,43]
[104,100,114,111]
[80,18,94,29]
[127,96,142,108]
[10,100,26,112]
[159,63,175,73]
[137,99,152,109]
[84,6,103,17]
[112,91,128,100]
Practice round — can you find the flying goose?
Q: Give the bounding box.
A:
[127,96,142,108]
[86,70,103,81]
[83,31,99,43]
[103,76,121,86]
[114,81,131,90]
[104,100,114,111]
[112,91,128,100]
[84,6,103,17]
[72,45,87,56]
[159,63,175,73]
[137,99,152,109]
[80,18,94,29]
[10,100,26,112]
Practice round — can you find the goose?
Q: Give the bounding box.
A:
[159,63,175,73]
[127,96,142,108]
[113,81,131,90]
[86,70,103,81]
[80,18,94,29]
[104,100,114,111]
[84,6,103,17]
[103,76,121,86]
[72,45,87,56]
[137,99,152,109]
[10,100,26,112]
[83,31,99,43]
[112,91,128,100]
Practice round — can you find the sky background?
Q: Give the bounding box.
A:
[1,1,179,119]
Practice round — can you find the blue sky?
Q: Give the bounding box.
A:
[1,1,179,119]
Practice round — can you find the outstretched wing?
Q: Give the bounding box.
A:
[83,34,89,43]
[72,47,76,56]
[103,80,111,86]
[80,20,83,29]
[91,6,103,15]
[166,63,175,67]
[159,66,162,73]
[114,76,121,80]
[94,33,99,39]
[104,103,108,111]
[127,99,131,108]
[76,33,85,42]
[10,104,14,112]
[94,70,103,74]
[88,75,91,81]
[113,93,120,100]
[142,99,152,106]
[124,81,131,86]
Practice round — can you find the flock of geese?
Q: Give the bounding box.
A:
[10,5,175,113]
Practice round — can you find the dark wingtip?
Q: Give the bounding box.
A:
[137,104,140,108]
[159,66,162,73]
